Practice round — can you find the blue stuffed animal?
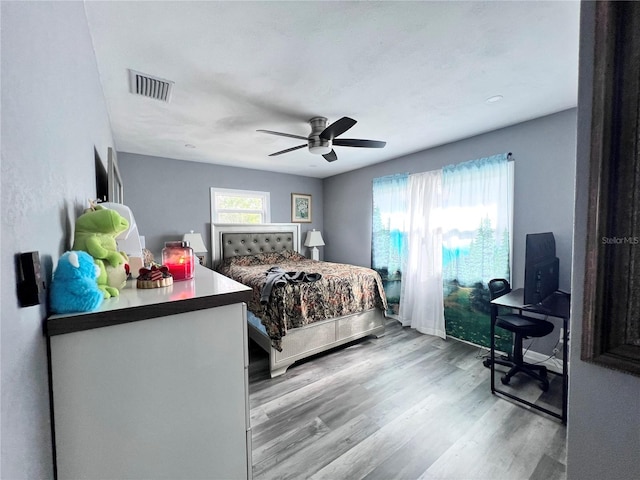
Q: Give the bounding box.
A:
[50,251,104,314]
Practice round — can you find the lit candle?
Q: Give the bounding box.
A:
[162,241,195,281]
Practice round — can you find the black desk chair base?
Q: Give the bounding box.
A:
[482,355,513,370]
[484,355,550,392]
[502,366,549,391]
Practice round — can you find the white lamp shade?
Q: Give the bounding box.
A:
[100,202,143,258]
[304,229,325,247]
[183,231,208,253]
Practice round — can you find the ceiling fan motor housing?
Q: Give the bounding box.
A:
[308,117,332,155]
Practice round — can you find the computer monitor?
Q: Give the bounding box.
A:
[524,232,559,305]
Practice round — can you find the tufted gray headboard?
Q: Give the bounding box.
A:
[211,223,301,265]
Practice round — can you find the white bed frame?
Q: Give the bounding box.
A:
[211,223,386,377]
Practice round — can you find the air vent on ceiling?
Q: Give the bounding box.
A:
[128,69,174,103]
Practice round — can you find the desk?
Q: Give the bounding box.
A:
[490,288,570,424]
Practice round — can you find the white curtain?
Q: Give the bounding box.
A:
[398,170,446,338]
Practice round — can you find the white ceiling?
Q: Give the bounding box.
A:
[84,1,580,179]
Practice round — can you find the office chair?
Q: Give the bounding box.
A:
[485,278,554,391]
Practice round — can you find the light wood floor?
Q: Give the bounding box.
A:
[248,319,567,480]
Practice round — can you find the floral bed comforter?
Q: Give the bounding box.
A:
[216,250,388,351]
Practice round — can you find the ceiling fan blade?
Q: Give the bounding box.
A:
[257,129,308,140]
[332,139,387,148]
[320,117,357,140]
[268,144,307,156]
[323,150,338,162]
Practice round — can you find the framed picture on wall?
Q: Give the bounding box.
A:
[291,193,312,223]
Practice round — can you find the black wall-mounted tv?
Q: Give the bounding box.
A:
[523,232,559,305]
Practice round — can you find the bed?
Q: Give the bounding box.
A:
[212,223,387,377]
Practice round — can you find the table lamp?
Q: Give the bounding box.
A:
[304,229,325,261]
[183,230,208,266]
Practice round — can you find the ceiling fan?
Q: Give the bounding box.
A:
[257,116,386,162]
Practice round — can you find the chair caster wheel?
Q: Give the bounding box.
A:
[501,375,510,385]
[483,359,491,368]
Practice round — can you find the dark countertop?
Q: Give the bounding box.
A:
[45,265,252,336]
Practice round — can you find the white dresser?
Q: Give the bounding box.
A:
[46,266,253,480]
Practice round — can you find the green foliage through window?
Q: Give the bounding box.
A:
[210,188,270,224]
[217,195,263,210]
[218,213,262,223]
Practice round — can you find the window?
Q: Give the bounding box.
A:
[210,188,271,224]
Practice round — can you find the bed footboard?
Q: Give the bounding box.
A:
[248,308,386,378]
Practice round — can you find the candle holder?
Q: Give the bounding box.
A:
[161,241,195,281]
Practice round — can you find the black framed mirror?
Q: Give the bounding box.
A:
[582,1,640,377]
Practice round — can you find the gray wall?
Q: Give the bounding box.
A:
[1,3,116,478]
[567,2,640,479]
[117,153,323,261]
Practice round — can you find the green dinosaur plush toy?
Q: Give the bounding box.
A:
[72,204,129,298]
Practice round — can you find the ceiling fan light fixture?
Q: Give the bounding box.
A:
[309,145,332,155]
[308,132,331,155]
